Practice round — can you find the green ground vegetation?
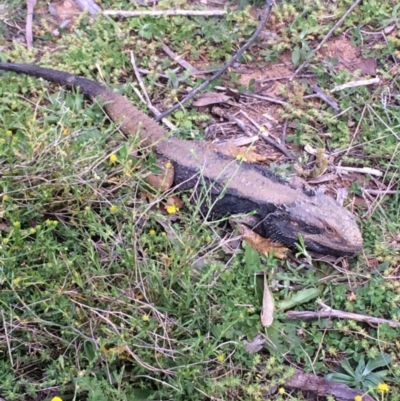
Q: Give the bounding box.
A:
[0,0,399,400]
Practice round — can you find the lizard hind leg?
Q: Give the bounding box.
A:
[145,156,175,193]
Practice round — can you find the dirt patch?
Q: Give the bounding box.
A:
[319,37,377,75]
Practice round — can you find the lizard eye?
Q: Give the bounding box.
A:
[325,225,334,234]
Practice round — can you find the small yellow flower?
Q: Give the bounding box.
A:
[3,238,9,244]
[166,204,178,214]
[165,161,173,169]
[278,387,285,395]
[217,353,225,363]
[149,229,156,236]
[2,194,9,201]
[354,395,363,401]
[51,397,63,401]
[377,383,389,393]
[109,205,118,213]
[6,130,13,136]
[13,221,21,228]
[109,154,117,164]
[142,314,149,322]
[29,228,36,234]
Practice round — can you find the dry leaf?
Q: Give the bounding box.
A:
[261,274,274,327]
[244,334,266,353]
[353,57,377,76]
[347,292,357,302]
[219,143,267,163]
[192,92,231,107]
[235,222,288,259]
[49,0,81,19]
[166,196,184,210]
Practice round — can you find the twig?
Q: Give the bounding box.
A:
[161,42,200,73]
[333,165,383,177]
[1,310,13,367]
[331,77,380,92]
[282,369,375,401]
[312,84,340,111]
[362,188,399,195]
[239,110,294,159]
[130,51,176,131]
[281,118,289,144]
[155,0,273,122]
[256,73,315,84]
[212,86,288,106]
[286,301,400,328]
[26,0,37,49]
[130,52,153,107]
[292,0,363,78]
[242,92,289,107]
[103,9,227,17]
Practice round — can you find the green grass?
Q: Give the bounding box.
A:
[1,0,400,400]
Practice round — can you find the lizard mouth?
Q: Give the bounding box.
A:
[306,241,363,257]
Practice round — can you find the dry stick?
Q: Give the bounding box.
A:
[312,84,340,111]
[103,9,227,17]
[161,42,200,73]
[331,77,381,92]
[256,73,315,84]
[155,0,273,122]
[242,92,288,107]
[333,165,383,177]
[239,110,294,159]
[363,188,399,195]
[281,118,289,144]
[130,52,176,130]
[212,85,287,106]
[25,0,37,49]
[292,0,363,79]
[283,369,374,401]
[286,301,400,328]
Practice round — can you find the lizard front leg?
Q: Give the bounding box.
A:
[230,216,288,259]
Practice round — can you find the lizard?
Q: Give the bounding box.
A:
[0,63,363,257]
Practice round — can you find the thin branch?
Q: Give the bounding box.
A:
[161,42,200,73]
[256,73,315,84]
[242,92,289,107]
[239,110,294,159]
[103,9,227,17]
[130,51,176,130]
[362,188,399,195]
[292,0,363,78]
[26,0,37,49]
[331,77,380,92]
[286,301,400,328]
[312,84,340,111]
[283,369,375,401]
[155,0,273,121]
[333,165,383,177]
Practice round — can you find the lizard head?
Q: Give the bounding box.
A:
[260,192,363,257]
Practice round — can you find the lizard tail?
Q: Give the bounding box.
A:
[0,62,106,98]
